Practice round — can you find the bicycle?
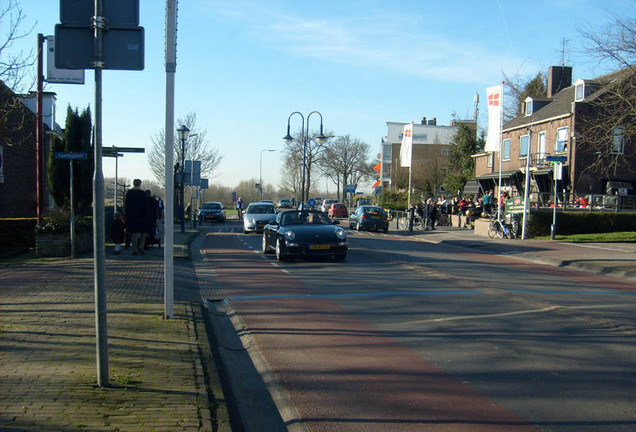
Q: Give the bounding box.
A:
[487,212,519,239]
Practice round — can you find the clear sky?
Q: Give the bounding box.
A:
[9,0,634,191]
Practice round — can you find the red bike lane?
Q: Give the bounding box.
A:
[201,233,540,432]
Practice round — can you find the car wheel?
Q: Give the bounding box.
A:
[383,227,389,233]
[262,234,272,254]
[275,237,287,261]
[356,221,361,231]
[243,229,249,234]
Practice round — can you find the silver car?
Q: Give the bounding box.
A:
[321,199,339,213]
[243,202,277,234]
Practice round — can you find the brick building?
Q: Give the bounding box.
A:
[0,81,58,219]
[472,66,635,203]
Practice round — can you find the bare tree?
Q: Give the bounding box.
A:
[0,0,35,91]
[147,112,223,184]
[502,71,547,119]
[318,135,371,200]
[282,128,327,202]
[0,0,35,147]
[575,14,636,179]
[279,154,302,200]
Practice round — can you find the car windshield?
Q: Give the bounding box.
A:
[281,211,331,226]
[247,205,276,214]
[203,203,221,210]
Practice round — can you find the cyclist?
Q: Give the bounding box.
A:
[236,197,244,220]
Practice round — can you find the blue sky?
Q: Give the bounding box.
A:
[10,0,634,191]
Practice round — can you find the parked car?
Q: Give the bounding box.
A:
[197,201,226,223]
[328,202,348,218]
[321,199,339,213]
[278,198,292,208]
[349,205,389,232]
[243,202,277,233]
[262,210,347,261]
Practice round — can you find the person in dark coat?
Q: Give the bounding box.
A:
[125,179,148,255]
[144,190,160,248]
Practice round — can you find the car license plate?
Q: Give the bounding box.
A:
[371,215,381,219]
[310,244,330,250]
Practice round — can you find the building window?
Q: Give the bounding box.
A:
[612,127,625,154]
[503,138,511,161]
[556,127,568,152]
[575,83,584,101]
[525,100,533,116]
[487,152,494,167]
[520,135,529,158]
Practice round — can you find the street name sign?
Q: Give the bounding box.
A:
[55,152,88,160]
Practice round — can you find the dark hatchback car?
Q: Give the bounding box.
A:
[198,201,226,223]
[349,205,389,232]
[262,210,348,261]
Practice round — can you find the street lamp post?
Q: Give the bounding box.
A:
[260,149,276,201]
[177,125,190,233]
[283,111,327,206]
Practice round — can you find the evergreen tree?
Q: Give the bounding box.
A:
[47,106,93,212]
[443,124,482,195]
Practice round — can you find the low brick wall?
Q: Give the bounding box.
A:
[35,232,93,257]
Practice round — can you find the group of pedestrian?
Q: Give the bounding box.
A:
[110,179,161,255]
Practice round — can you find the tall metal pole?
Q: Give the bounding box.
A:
[36,34,44,224]
[92,0,109,387]
[70,160,75,258]
[164,0,178,319]
[521,131,532,240]
[284,112,304,205]
[113,152,118,214]
[180,137,186,233]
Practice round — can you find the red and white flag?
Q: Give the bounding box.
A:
[485,84,503,152]
[399,122,413,167]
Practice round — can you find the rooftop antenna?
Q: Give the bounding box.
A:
[560,37,569,66]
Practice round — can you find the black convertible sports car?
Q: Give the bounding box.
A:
[262,210,348,261]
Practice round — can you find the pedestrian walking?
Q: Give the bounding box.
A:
[125,179,148,255]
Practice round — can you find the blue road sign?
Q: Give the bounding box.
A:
[55,152,88,160]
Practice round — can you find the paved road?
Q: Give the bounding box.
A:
[198,220,636,432]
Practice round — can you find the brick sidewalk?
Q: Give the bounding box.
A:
[0,239,230,432]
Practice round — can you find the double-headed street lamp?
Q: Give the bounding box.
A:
[283,111,327,206]
[176,124,190,233]
[260,149,276,201]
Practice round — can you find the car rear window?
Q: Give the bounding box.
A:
[249,205,276,214]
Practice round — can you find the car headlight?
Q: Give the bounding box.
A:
[335,229,346,240]
[246,218,255,224]
[284,230,296,241]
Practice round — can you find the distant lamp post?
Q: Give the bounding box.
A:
[177,124,191,233]
[283,111,327,206]
[260,149,276,201]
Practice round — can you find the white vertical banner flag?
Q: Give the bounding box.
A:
[399,122,414,167]
[485,84,503,152]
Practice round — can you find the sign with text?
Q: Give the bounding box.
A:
[46,36,85,84]
[55,152,88,160]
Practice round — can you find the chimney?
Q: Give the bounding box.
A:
[427,118,437,126]
[421,117,427,125]
[548,66,572,98]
